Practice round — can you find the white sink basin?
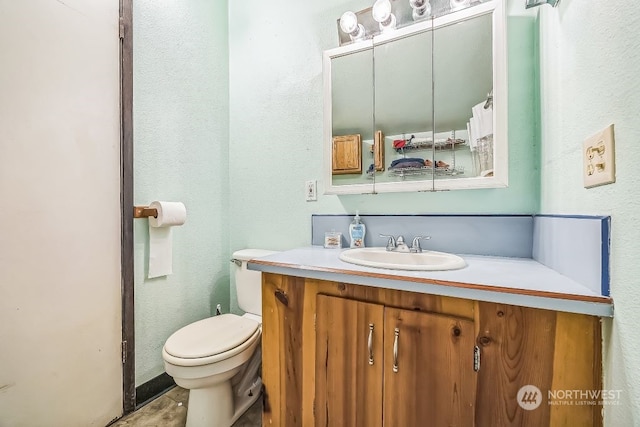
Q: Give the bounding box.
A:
[339,247,466,271]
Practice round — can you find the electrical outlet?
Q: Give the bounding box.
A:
[305,180,317,201]
[583,124,615,188]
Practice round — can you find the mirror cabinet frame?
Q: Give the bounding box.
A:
[323,0,507,195]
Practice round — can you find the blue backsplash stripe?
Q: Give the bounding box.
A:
[532,214,610,297]
[312,214,534,258]
[601,216,611,296]
[312,213,611,297]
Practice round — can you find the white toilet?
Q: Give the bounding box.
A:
[162,249,277,427]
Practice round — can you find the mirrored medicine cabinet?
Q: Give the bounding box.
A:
[323,0,507,195]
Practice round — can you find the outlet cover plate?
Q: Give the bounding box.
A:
[583,124,615,188]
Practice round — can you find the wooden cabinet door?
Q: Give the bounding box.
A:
[315,295,384,427]
[332,134,362,174]
[383,308,476,427]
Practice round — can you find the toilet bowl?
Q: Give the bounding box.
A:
[162,249,277,427]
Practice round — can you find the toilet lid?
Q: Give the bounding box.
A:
[164,314,260,359]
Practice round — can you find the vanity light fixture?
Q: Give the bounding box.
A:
[372,0,397,32]
[450,0,471,11]
[525,0,560,8]
[409,0,431,21]
[339,11,366,41]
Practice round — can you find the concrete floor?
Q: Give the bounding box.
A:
[111,386,262,427]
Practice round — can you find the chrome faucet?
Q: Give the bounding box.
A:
[379,234,410,252]
[410,236,431,253]
[395,236,410,252]
[380,234,431,253]
[379,234,397,251]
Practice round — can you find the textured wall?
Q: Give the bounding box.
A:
[133,0,230,385]
[228,0,540,311]
[537,1,640,424]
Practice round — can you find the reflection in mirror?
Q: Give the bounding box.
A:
[324,1,506,194]
[374,130,384,171]
[330,48,374,190]
[332,134,362,174]
[374,29,433,186]
[433,12,493,180]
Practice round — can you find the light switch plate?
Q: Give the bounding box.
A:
[305,180,317,201]
[583,124,615,188]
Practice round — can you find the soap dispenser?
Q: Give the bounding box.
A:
[349,211,366,248]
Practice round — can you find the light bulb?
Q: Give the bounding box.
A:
[339,11,366,40]
[526,0,560,7]
[340,11,358,34]
[450,0,470,10]
[409,0,431,20]
[372,0,392,22]
[372,0,397,31]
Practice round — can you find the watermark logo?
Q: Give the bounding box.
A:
[548,389,622,406]
[517,385,623,410]
[517,385,542,410]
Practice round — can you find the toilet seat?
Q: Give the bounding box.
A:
[163,314,261,367]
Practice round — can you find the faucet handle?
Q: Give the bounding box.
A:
[411,236,431,253]
[379,234,396,251]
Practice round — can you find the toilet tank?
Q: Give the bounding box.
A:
[232,249,279,316]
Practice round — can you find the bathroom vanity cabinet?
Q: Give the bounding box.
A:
[261,273,603,427]
[316,294,476,427]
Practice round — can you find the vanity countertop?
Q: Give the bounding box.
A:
[248,246,613,317]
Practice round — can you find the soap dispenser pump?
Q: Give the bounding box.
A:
[349,211,366,248]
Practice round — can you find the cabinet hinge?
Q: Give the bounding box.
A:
[473,346,480,372]
[314,313,316,331]
[122,340,127,364]
[119,16,125,39]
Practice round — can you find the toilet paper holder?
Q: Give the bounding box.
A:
[133,206,158,219]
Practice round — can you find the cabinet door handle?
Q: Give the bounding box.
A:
[368,323,374,365]
[392,327,399,373]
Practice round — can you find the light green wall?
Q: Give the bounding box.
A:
[133,0,229,385]
[130,4,640,422]
[228,0,539,311]
[537,1,640,424]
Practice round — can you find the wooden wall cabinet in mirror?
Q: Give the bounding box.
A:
[332,134,362,174]
[374,130,385,172]
[323,0,507,195]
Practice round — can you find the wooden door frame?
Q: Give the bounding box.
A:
[120,0,135,415]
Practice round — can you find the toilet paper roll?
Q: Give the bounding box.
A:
[149,201,187,228]
[148,201,187,279]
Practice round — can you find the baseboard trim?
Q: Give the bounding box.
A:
[135,372,176,408]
